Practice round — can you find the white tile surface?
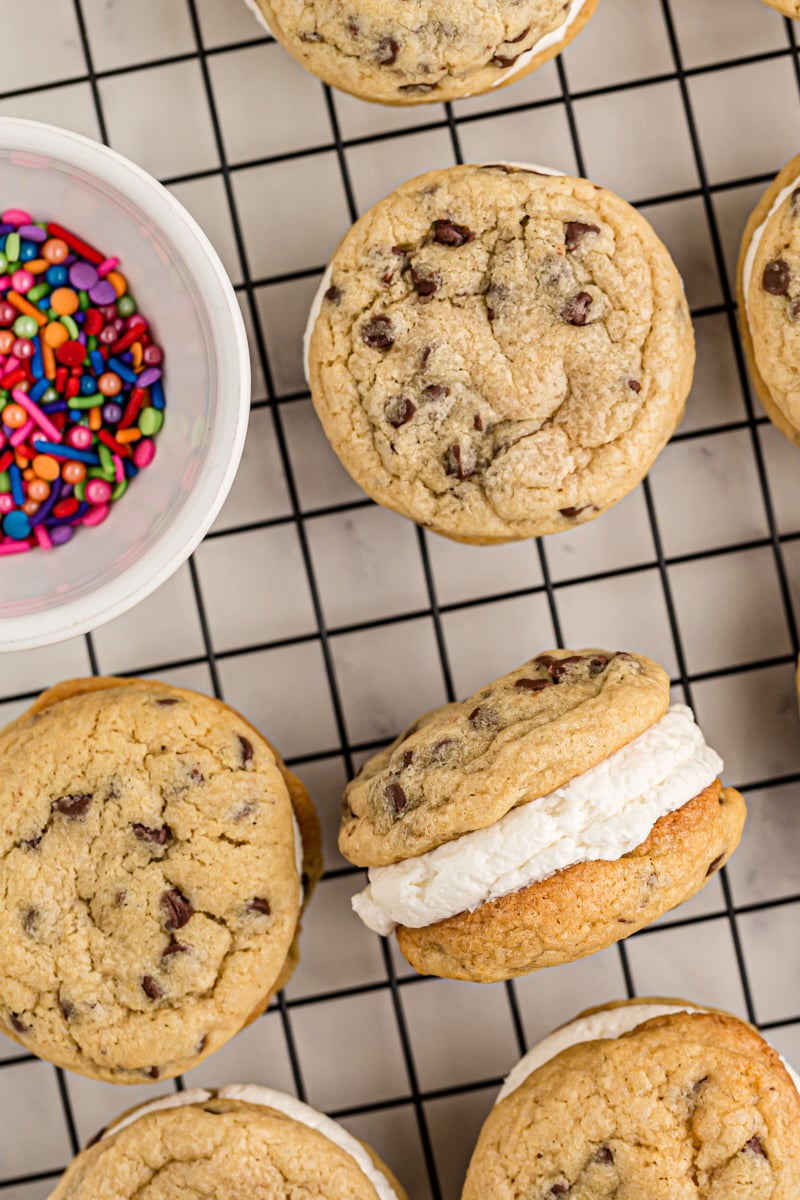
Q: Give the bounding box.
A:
[2,5,800,1197]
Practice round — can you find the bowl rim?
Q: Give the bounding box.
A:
[0,117,251,653]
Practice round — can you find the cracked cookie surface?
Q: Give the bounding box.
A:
[253,0,601,105]
[308,165,693,543]
[340,650,669,867]
[464,1009,800,1198]
[51,1096,404,1199]
[0,678,320,1083]
[738,152,800,445]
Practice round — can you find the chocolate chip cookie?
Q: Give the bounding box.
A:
[51,1085,407,1198]
[0,677,322,1083]
[246,0,600,105]
[760,0,800,16]
[738,152,800,446]
[307,164,694,544]
[341,649,745,982]
[465,999,800,1199]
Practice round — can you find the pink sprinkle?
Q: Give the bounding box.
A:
[1,209,31,227]
[113,454,125,483]
[11,388,63,442]
[0,276,10,292]
[68,426,93,450]
[3,356,19,375]
[10,419,35,447]
[0,539,31,554]
[33,525,52,550]
[0,494,13,514]
[97,257,119,278]
[83,502,109,527]
[133,438,155,469]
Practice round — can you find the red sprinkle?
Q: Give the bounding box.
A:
[0,450,13,472]
[65,377,80,399]
[0,367,25,390]
[97,428,130,458]
[53,498,79,519]
[83,309,103,336]
[55,366,68,391]
[46,222,103,265]
[118,387,146,429]
[55,342,86,368]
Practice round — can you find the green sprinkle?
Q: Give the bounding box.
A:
[27,282,49,302]
[87,335,98,351]
[5,233,19,261]
[98,443,114,473]
[60,314,79,340]
[138,407,163,436]
[111,479,128,501]
[69,393,103,409]
[78,290,90,311]
[74,481,87,502]
[0,471,9,492]
[0,253,7,273]
[117,295,136,317]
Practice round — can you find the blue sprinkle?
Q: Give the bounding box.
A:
[29,379,50,402]
[31,347,44,380]
[150,379,165,411]
[90,350,105,375]
[107,357,137,383]
[124,459,139,479]
[9,463,25,506]
[45,266,68,287]
[31,441,100,465]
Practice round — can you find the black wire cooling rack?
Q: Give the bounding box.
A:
[2,1,800,1196]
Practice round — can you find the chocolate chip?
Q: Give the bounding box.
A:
[743,1136,767,1158]
[469,705,498,730]
[506,25,530,43]
[361,315,395,349]
[559,506,590,518]
[115,890,127,908]
[376,37,399,65]
[444,443,475,480]
[22,836,41,851]
[492,52,522,68]
[346,20,360,37]
[248,898,271,915]
[60,997,75,1021]
[433,219,474,247]
[162,889,193,930]
[141,976,163,1000]
[410,264,441,297]
[146,1066,160,1079]
[401,750,415,769]
[565,221,600,252]
[22,907,38,935]
[550,1186,570,1196]
[399,82,437,94]
[197,1035,208,1054]
[792,298,800,321]
[706,853,725,876]
[628,379,641,393]
[420,345,433,368]
[763,260,791,295]
[385,395,416,427]
[423,384,450,401]
[162,942,189,958]
[52,793,91,818]
[324,285,342,305]
[155,697,180,706]
[9,1014,29,1034]
[537,654,584,682]
[300,31,322,42]
[588,655,610,675]
[385,781,407,813]
[238,735,254,766]
[430,738,456,760]
[132,822,171,846]
[595,1148,613,1164]
[515,678,551,692]
[562,292,593,326]
[473,413,484,431]
[692,1076,708,1093]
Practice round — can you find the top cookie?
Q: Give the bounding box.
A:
[738,152,800,444]
[52,1093,404,1199]
[0,678,315,1083]
[340,649,669,867]
[464,1009,800,1199]
[252,0,600,105]
[308,164,694,544]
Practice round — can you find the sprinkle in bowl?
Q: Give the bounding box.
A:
[0,118,250,651]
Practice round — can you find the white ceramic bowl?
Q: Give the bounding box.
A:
[0,118,250,652]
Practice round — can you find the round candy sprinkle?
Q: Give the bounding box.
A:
[0,212,166,553]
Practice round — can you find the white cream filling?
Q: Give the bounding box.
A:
[352,705,722,937]
[742,172,800,324]
[101,1085,399,1200]
[302,161,564,384]
[496,1003,800,1104]
[491,0,588,85]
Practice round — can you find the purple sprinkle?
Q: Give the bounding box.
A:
[69,262,98,290]
[101,403,122,424]
[88,280,116,306]
[29,478,62,527]
[49,525,74,546]
[47,503,88,527]
[18,225,46,243]
[137,367,162,388]
[0,223,13,235]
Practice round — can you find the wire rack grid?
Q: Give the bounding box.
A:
[1,0,800,1196]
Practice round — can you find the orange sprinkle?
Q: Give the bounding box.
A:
[43,321,69,348]
[23,468,35,481]
[114,428,142,444]
[33,454,60,482]
[27,479,50,502]
[22,499,39,516]
[89,406,102,431]
[50,287,79,317]
[131,342,143,369]
[7,290,47,326]
[42,238,68,265]
[62,461,86,484]
[41,340,56,380]
[25,258,49,275]
[14,452,29,469]
[107,270,127,297]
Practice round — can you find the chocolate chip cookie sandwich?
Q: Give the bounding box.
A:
[50,1084,407,1198]
[244,0,600,105]
[464,998,800,1199]
[738,152,800,445]
[306,163,694,544]
[0,676,322,1083]
[342,650,745,982]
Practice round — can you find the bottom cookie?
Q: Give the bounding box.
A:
[50,1085,407,1198]
[464,998,800,1199]
[395,780,745,981]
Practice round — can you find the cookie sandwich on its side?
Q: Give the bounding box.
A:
[738,151,800,446]
[0,677,322,1083]
[243,0,601,105]
[342,650,745,982]
[306,163,694,543]
[50,1084,407,1198]
[463,998,800,1199]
